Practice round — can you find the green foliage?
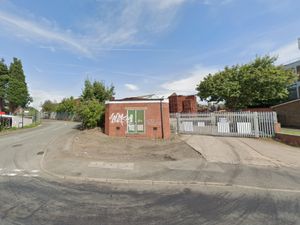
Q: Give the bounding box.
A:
[0,59,9,112]
[56,96,77,113]
[41,100,58,112]
[76,99,104,129]
[6,58,32,112]
[25,107,39,116]
[78,79,115,129]
[81,79,115,103]
[196,56,297,109]
[49,79,115,129]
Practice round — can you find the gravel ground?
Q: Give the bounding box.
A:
[71,129,201,162]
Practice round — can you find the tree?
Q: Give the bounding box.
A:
[26,107,39,116]
[56,97,77,114]
[0,59,9,112]
[196,56,297,109]
[41,100,58,113]
[81,79,115,103]
[93,81,115,103]
[79,79,115,129]
[76,99,104,129]
[7,58,32,113]
[81,79,94,101]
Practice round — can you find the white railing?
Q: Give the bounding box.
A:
[170,112,278,138]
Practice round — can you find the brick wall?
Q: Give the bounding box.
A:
[168,94,197,113]
[275,133,300,147]
[272,100,300,128]
[105,101,170,139]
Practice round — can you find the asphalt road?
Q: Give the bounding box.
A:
[0,120,299,225]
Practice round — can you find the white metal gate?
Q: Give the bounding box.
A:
[170,112,278,138]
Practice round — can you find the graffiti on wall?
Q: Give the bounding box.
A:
[109,113,128,126]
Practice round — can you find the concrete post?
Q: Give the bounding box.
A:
[176,113,180,134]
[253,112,259,138]
[211,112,216,135]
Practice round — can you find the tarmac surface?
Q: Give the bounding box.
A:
[183,134,300,167]
[0,120,299,225]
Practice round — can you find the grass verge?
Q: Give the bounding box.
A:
[0,122,41,135]
[279,128,300,136]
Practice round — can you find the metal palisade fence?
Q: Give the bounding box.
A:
[170,112,278,138]
[41,112,81,122]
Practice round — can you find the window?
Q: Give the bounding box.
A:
[127,110,145,134]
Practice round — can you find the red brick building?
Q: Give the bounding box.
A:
[168,93,197,113]
[105,98,170,139]
[271,99,300,128]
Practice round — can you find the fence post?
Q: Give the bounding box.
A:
[176,113,180,134]
[211,112,216,135]
[253,112,259,138]
[273,112,278,123]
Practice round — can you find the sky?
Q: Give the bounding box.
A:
[0,0,300,109]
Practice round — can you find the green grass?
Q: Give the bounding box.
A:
[280,128,300,136]
[23,122,41,129]
[0,122,41,134]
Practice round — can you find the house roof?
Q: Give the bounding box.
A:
[168,93,196,98]
[105,98,168,104]
[284,59,300,67]
[271,99,300,109]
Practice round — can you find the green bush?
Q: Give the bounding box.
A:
[77,100,104,129]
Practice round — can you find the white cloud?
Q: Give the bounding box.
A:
[0,11,91,56]
[271,41,300,65]
[125,83,139,91]
[0,0,235,57]
[29,89,67,110]
[150,0,188,10]
[34,66,42,73]
[0,1,190,57]
[161,65,218,95]
[201,0,234,5]
[39,45,56,52]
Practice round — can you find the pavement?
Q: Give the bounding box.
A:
[182,135,300,168]
[0,120,300,224]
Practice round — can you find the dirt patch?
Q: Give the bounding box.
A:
[71,129,201,162]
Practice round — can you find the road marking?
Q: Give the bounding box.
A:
[13,169,25,172]
[23,174,39,177]
[88,161,134,170]
[5,173,17,177]
[0,168,40,178]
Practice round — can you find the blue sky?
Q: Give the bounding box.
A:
[0,0,300,108]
